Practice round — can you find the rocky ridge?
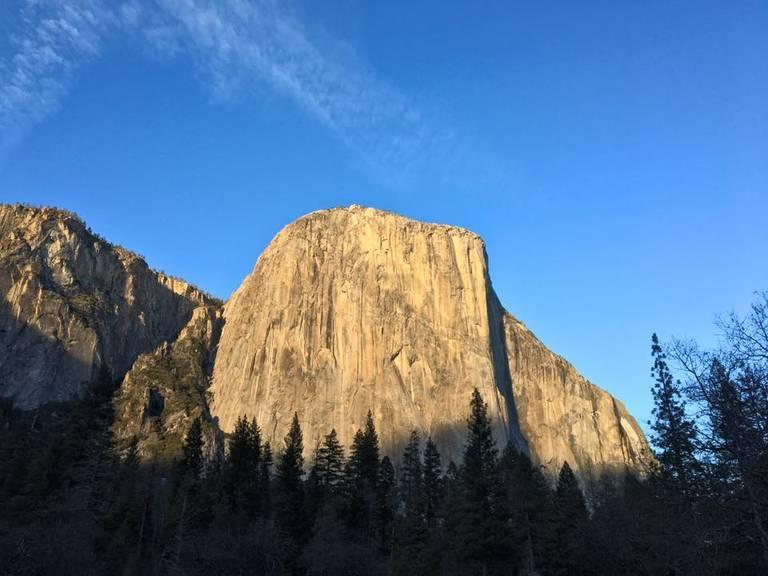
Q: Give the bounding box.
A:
[113,304,224,460]
[503,313,647,480]
[0,204,223,460]
[0,204,218,409]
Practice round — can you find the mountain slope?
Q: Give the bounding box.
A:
[0,204,217,409]
[503,313,647,479]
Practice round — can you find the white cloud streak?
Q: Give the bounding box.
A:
[142,0,429,172]
[0,1,115,152]
[1,1,493,187]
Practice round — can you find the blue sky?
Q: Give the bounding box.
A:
[1,0,766,430]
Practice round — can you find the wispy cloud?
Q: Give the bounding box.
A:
[138,0,432,181]
[0,0,113,153]
[0,1,503,188]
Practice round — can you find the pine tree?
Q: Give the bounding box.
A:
[305,454,322,524]
[225,415,264,516]
[275,412,306,546]
[400,430,423,517]
[316,428,345,496]
[376,455,396,552]
[357,410,381,484]
[181,418,204,479]
[395,432,437,576]
[554,461,588,575]
[500,444,557,575]
[345,411,381,536]
[227,416,259,484]
[418,438,445,576]
[448,388,511,574]
[555,462,587,524]
[463,389,498,481]
[649,333,699,497]
[260,440,272,515]
[422,437,442,527]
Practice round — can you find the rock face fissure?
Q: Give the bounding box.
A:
[486,288,529,455]
[0,203,650,477]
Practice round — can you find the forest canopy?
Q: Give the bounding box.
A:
[1,293,767,575]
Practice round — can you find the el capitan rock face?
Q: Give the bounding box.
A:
[503,314,647,479]
[211,206,650,475]
[0,202,650,477]
[210,206,525,464]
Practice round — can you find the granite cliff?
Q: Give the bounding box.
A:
[211,206,649,476]
[502,314,646,480]
[0,203,650,476]
[0,205,219,407]
[0,204,222,459]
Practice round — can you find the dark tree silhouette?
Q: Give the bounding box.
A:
[650,333,699,497]
[275,412,306,548]
[448,388,511,575]
[181,417,204,479]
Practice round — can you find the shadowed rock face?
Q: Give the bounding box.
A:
[113,304,224,461]
[0,204,216,408]
[211,205,650,474]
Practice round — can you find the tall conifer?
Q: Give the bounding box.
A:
[650,333,699,497]
[275,413,305,535]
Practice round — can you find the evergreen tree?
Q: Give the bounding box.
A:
[353,410,380,484]
[555,462,587,524]
[316,428,345,496]
[225,415,263,516]
[448,388,511,575]
[422,437,442,527]
[400,430,423,517]
[345,411,381,536]
[260,440,272,515]
[376,455,396,552]
[181,417,203,479]
[395,433,435,576]
[499,444,556,575]
[275,412,306,546]
[554,461,588,575]
[649,333,699,497]
[227,415,259,484]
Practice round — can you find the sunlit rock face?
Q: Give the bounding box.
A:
[211,206,522,463]
[211,205,650,474]
[0,204,215,409]
[502,314,648,480]
[0,202,650,478]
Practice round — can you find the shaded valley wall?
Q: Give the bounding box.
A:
[0,204,216,408]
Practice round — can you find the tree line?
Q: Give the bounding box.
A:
[1,293,767,575]
[100,389,593,575]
